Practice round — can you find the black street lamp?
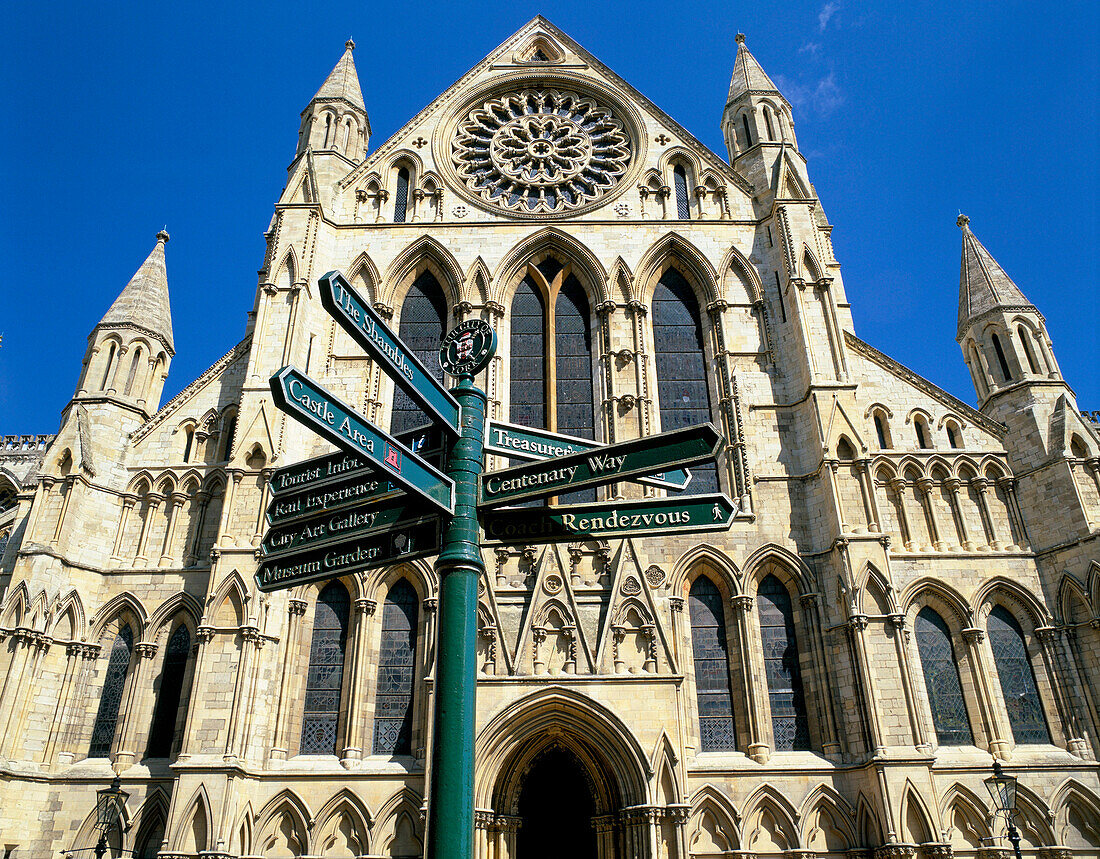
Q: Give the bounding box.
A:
[985,759,1023,859]
[92,776,129,859]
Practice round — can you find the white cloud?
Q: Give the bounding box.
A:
[818,2,840,31]
[799,42,822,57]
[776,72,844,117]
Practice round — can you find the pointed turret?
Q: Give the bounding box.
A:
[722,34,798,163]
[957,214,1035,339]
[73,231,174,414]
[98,230,174,353]
[296,39,369,163]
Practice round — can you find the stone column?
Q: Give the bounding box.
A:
[731,595,768,762]
[916,478,943,551]
[134,492,163,563]
[183,490,211,567]
[802,590,842,755]
[998,477,1028,549]
[341,598,376,763]
[159,492,187,566]
[1035,626,1085,755]
[972,478,999,549]
[110,496,137,562]
[50,476,77,546]
[106,344,128,394]
[889,614,929,749]
[824,459,848,532]
[0,630,51,758]
[962,627,1010,758]
[943,478,972,550]
[857,459,881,532]
[113,641,158,771]
[253,468,273,545]
[888,477,915,550]
[847,614,886,755]
[177,626,213,760]
[43,642,85,764]
[216,470,244,548]
[224,626,262,762]
[269,599,307,762]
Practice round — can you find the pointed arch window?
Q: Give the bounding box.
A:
[394,168,410,223]
[124,346,143,396]
[757,575,809,751]
[652,267,718,494]
[914,607,971,746]
[874,413,890,449]
[301,581,350,755]
[991,332,1014,382]
[100,343,117,390]
[741,114,753,149]
[673,165,691,220]
[914,416,932,449]
[392,271,448,434]
[763,107,776,141]
[182,427,194,463]
[508,261,596,499]
[146,623,191,758]
[988,606,1049,744]
[1018,326,1041,374]
[689,576,736,751]
[373,579,419,755]
[89,625,134,757]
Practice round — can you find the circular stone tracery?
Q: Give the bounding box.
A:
[451,88,632,215]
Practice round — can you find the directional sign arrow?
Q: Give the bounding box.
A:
[479,422,723,507]
[319,271,461,435]
[484,419,692,491]
[269,423,445,498]
[270,366,454,515]
[255,516,442,593]
[263,498,440,558]
[482,493,736,543]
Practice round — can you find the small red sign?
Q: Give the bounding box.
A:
[385,444,402,472]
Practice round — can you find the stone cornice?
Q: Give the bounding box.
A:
[844,330,1004,437]
[130,336,253,444]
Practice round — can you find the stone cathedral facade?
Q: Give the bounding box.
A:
[2,17,1100,859]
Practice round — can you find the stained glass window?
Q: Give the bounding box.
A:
[653,267,718,494]
[915,607,972,746]
[673,165,691,220]
[988,606,1049,744]
[394,168,410,223]
[556,275,595,503]
[510,277,546,429]
[689,576,736,751]
[146,624,191,758]
[373,579,419,755]
[757,575,809,751]
[392,271,448,434]
[300,582,350,755]
[89,625,133,757]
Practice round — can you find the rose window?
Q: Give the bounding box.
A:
[451,88,632,214]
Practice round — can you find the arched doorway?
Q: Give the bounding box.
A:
[516,745,598,859]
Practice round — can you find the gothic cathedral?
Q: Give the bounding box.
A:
[2,18,1099,859]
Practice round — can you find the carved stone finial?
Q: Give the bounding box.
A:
[156,229,170,244]
[957,213,970,229]
[345,38,356,51]
[735,33,746,45]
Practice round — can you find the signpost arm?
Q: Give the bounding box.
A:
[427,376,485,859]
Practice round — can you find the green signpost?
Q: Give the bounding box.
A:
[481,493,736,542]
[262,268,737,859]
[484,419,692,490]
[255,516,442,592]
[480,422,724,506]
[319,271,461,434]
[270,366,454,515]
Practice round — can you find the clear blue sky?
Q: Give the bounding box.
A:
[2,1,1097,433]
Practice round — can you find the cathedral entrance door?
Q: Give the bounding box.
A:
[516,745,598,859]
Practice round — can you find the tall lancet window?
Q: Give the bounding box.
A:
[673,164,691,220]
[374,579,419,756]
[653,267,718,494]
[914,607,972,746]
[394,168,410,223]
[988,606,1049,744]
[89,625,134,757]
[146,623,191,758]
[689,576,736,751]
[757,575,809,751]
[509,260,596,501]
[300,582,350,755]
[392,271,448,434]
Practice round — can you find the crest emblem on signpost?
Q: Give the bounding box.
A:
[440,320,497,378]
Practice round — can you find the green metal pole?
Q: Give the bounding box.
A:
[428,375,485,859]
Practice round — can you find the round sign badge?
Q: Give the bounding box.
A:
[440,319,497,377]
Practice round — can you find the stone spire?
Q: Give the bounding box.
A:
[98,230,174,353]
[309,39,365,112]
[727,33,783,103]
[956,214,1034,340]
